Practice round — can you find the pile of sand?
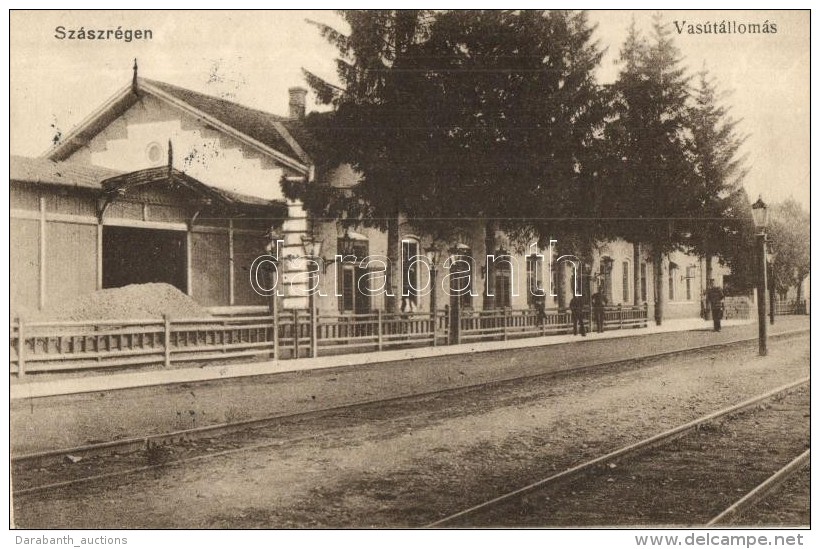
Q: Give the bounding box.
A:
[26,283,212,322]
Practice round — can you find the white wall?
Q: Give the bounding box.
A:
[74,95,290,200]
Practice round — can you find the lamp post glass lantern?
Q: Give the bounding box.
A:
[751,196,769,231]
[338,229,356,257]
[301,234,323,260]
[751,195,768,356]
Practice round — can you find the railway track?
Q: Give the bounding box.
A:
[13,328,807,474]
[707,449,810,526]
[426,377,810,527]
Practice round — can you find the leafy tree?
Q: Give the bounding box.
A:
[768,199,810,301]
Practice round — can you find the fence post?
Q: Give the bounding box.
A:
[503,309,509,341]
[271,293,279,360]
[16,317,25,378]
[312,306,320,358]
[377,309,383,351]
[293,309,300,358]
[455,304,462,345]
[163,314,172,368]
[431,310,438,347]
[448,302,461,345]
[618,304,623,330]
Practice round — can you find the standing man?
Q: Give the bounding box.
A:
[534,289,548,325]
[591,289,607,333]
[569,293,586,337]
[706,280,725,332]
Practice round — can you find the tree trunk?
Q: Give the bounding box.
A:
[705,256,713,286]
[632,242,641,306]
[384,214,400,313]
[556,258,568,310]
[554,240,570,309]
[795,273,805,302]
[653,248,664,326]
[704,256,713,320]
[483,219,498,311]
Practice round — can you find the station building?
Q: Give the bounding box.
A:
[10,69,727,321]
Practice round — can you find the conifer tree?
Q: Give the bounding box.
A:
[688,67,749,287]
[296,10,608,311]
[293,10,432,313]
[606,15,697,324]
[418,10,608,308]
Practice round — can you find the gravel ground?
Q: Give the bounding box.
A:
[10,318,808,455]
[455,386,809,526]
[12,333,809,529]
[730,464,811,527]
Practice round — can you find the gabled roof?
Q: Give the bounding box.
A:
[143,79,310,164]
[10,155,122,190]
[45,77,311,174]
[10,156,286,215]
[101,166,280,210]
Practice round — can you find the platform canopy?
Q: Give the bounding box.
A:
[99,165,289,221]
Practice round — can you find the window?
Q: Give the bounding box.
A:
[338,238,370,313]
[600,257,614,303]
[146,142,163,166]
[402,239,420,303]
[525,254,543,307]
[572,262,591,301]
[449,248,474,310]
[685,266,695,301]
[494,256,512,309]
[640,263,647,302]
[622,260,630,304]
[668,262,677,301]
[340,266,355,312]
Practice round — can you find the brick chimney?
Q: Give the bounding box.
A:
[288,87,307,119]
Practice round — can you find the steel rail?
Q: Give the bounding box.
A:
[706,449,811,526]
[13,328,808,471]
[425,377,810,528]
[15,376,809,501]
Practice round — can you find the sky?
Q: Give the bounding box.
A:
[9,9,809,207]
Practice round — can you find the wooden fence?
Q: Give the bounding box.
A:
[773,299,808,316]
[723,296,752,320]
[9,304,648,377]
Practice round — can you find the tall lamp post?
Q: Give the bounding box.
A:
[768,250,777,325]
[751,196,769,356]
[300,229,357,357]
[448,244,467,345]
[425,245,442,344]
[300,234,323,358]
[265,232,282,360]
[424,245,442,317]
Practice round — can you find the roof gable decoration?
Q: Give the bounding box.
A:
[44,70,312,177]
[97,164,288,224]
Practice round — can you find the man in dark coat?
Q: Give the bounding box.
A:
[569,294,586,336]
[591,290,607,333]
[706,282,725,332]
